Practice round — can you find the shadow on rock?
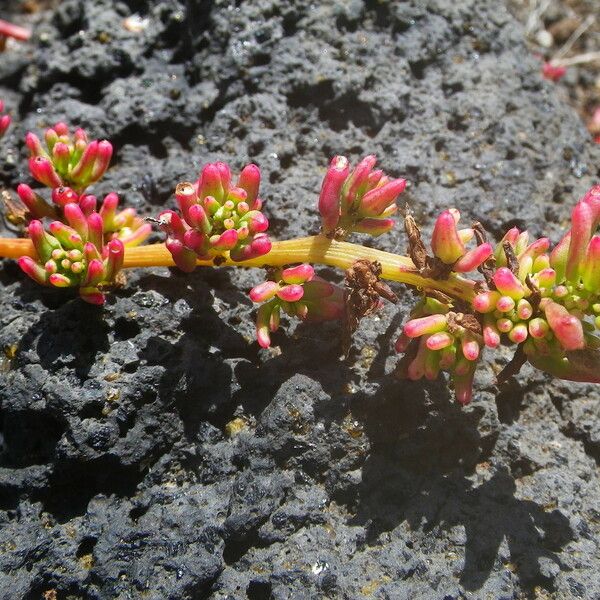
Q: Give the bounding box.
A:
[349,379,573,594]
[17,297,110,379]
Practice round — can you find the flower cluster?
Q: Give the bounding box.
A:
[25,123,113,192]
[159,162,271,272]
[318,155,406,237]
[19,213,124,305]
[249,264,345,348]
[396,186,600,403]
[430,208,493,272]
[17,186,151,247]
[16,125,150,303]
[473,186,600,382]
[396,298,482,405]
[0,100,10,139]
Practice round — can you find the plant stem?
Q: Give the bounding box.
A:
[0,235,477,302]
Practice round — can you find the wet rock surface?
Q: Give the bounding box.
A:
[0,0,599,598]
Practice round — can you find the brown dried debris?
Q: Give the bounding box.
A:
[343,259,397,353]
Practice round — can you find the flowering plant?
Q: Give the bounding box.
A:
[2,110,600,405]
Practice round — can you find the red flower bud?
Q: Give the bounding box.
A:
[543,299,585,350]
[237,164,261,206]
[431,210,465,264]
[319,155,349,234]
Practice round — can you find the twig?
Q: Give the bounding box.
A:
[551,51,600,68]
[553,15,595,60]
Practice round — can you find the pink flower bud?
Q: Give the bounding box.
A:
[86,213,104,251]
[198,163,225,202]
[118,222,152,247]
[424,350,441,380]
[341,155,377,210]
[25,132,46,157]
[244,210,269,234]
[29,156,63,188]
[407,339,428,380]
[0,114,10,138]
[528,317,549,339]
[359,178,406,217]
[483,318,501,348]
[277,284,304,303]
[473,290,501,313]
[17,183,57,219]
[64,203,88,239]
[293,302,309,319]
[49,273,74,288]
[80,289,106,305]
[496,318,513,333]
[175,182,198,223]
[302,277,335,299]
[520,237,550,261]
[454,368,475,405]
[18,256,48,285]
[269,305,281,332]
[281,264,314,284]
[70,140,99,186]
[51,186,79,207]
[90,140,113,182]
[453,243,493,273]
[426,332,454,351]
[439,345,457,369]
[395,332,411,353]
[583,185,600,221]
[508,323,528,344]
[516,299,533,320]
[51,142,70,173]
[431,210,465,264]
[166,238,197,272]
[210,228,238,251]
[535,268,556,289]
[550,232,570,284]
[28,220,60,261]
[84,242,101,262]
[182,229,204,252]
[237,164,261,206]
[49,221,83,249]
[249,280,279,303]
[566,200,594,282]
[104,239,124,281]
[187,203,212,235]
[319,155,349,233]
[0,19,31,41]
[403,313,448,338]
[496,295,515,313]
[256,302,274,348]
[542,62,567,82]
[494,226,520,265]
[461,335,480,361]
[229,234,272,262]
[366,169,383,188]
[493,267,525,299]
[352,217,395,236]
[543,300,585,350]
[582,235,600,292]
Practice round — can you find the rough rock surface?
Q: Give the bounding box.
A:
[0,0,599,598]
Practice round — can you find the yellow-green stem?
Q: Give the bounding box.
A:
[0,235,477,302]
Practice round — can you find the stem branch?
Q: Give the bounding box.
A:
[0,235,477,302]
